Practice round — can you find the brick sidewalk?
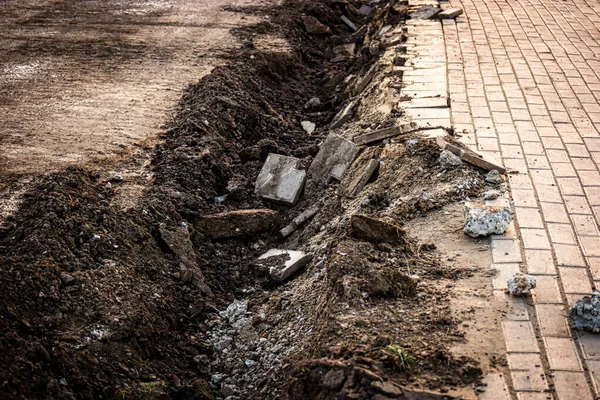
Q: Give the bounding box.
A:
[436,0,600,398]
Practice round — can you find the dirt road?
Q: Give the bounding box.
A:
[0,0,261,219]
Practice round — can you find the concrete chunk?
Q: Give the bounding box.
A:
[353,122,418,145]
[195,209,280,239]
[463,202,513,237]
[341,147,382,198]
[436,137,506,173]
[507,272,536,296]
[256,249,313,281]
[279,204,320,238]
[330,100,357,129]
[309,134,360,184]
[438,8,463,19]
[410,5,441,19]
[341,15,358,31]
[255,154,306,205]
[570,292,600,332]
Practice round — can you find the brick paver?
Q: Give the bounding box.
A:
[437,0,600,397]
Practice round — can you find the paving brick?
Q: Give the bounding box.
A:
[564,195,593,215]
[544,337,583,371]
[478,373,511,400]
[585,360,600,396]
[535,304,570,337]
[558,266,593,294]
[515,207,545,229]
[578,331,600,360]
[552,371,594,400]
[512,189,538,208]
[547,223,576,245]
[580,236,600,257]
[578,170,600,187]
[524,249,556,275]
[532,275,563,304]
[531,169,556,186]
[492,238,523,263]
[584,187,600,206]
[571,215,600,236]
[492,263,521,290]
[556,177,585,196]
[571,157,597,171]
[503,321,539,353]
[521,228,552,250]
[534,184,563,203]
[516,394,552,400]
[539,202,570,223]
[551,162,577,177]
[554,244,587,267]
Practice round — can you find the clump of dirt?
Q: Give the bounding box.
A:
[0,1,494,399]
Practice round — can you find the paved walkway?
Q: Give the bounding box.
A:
[404,0,600,398]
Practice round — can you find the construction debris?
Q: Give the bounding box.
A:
[463,202,513,237]
[195,209,280,239]
[437,137,506,173]
[485,170,503,184]
[302,15,331,34]
[438,8,464,19]
[341,147,382,198]
[351,214,406,243]
[301,121,316,134]
[341,15,358,31]
[279,204,320,239]
[410,5,441,20]
[507,272,536,296]
[256,249,313,281]
[353,64,378,95]
[309,134,360,184]
[359,4,373,15]
[353,122,418,145]
[569,292,600,333]
[439,149,463,169]
[330,100,357,129]
[255,154,306,205]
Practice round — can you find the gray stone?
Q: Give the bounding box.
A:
[438,7,463,19]
[255,154,306,205]
[279,204,320,238]
[439,149,463,169]
[333,43,356,57]
[359,4,373,15]
[309,134,360,184]
[570,292,600,333]
[485,169,503,184]
[256,249,313,281]
[463,202,513,237]
[302,16,331,35]
[507,272,536,296]
[330,100,357,129]
[301,121,316,134]
[483,191,500,200]
[304,97,321,109]
[341,15,358,31]
[369,40,381,56]
[410,5,441,19]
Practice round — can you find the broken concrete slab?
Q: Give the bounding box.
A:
[309,134,360,184]
[463,202,513,237]
[341,15,358,31]
[256,249,313,281]
[353,122,419,145]
[330,100,357,129]
[507,272,536,296]
[279,204,320,239]
[255,154,306,205]
[569,292,600,333]
[359,4,373,15]
[438,8,463,19]
[341,147,382,198]
[436,137,506,173]
[410,5,441,20]
[439,149,462,169]
[195,209,280,239]
[301,121,316,134]
[351,214,406,243]
[302,15,331,35]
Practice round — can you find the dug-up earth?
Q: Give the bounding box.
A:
[0,1,511,399]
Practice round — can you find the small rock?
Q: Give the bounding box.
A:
[485,170,503,184]
[463,202,513,237]
[570,292,600,333]
[304,97,321,110]
[104,182,112,189]
[302,15,330,35]
[507,272,536,296]
[110,174,123,182]
[483,191,499,200]
[301,121,316,134]
[359,4,373,15]
[439,149,463,169]
[341,15,358,31]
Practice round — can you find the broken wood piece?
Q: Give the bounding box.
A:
[353,122,419,145]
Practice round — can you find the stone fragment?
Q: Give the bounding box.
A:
[330,100,357,129]
[507,272,536,296]
[483,190,500,200]
[341,147,382,198]
[369,40,381,56]
[333,43,356,57]
[341,15,358,31]
[353,122,418,145]
[255,154,306,205]
[301,121,316,134]
[359,4,373,15]
[569,292,600,333]
[382,34,403,49]
[437,137,506,173]
[351,214,406,243]
[353,64,378,95]
[378,25,392,36]
[195,209,280,239]
[410,5,441,19]
[485,169,503,184]
[302,16,331,34]
[304,97,321,110]
[438,8,463,19]
[279,204,320,238]
[463,202,513,237]
[439,149,463,169]
[256,249,313,281]
[309,134,360,184]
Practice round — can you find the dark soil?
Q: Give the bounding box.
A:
[0,1,488,399]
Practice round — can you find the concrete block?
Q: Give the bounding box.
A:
[255,154,306,205]
[330,100,357,129]
[341,147,382,198]
[353,122,418,145]
[410,5,441,20]
[195,209,280,239]
[256,249,313,281]
[309,134,360,184]
[438,8,463,19]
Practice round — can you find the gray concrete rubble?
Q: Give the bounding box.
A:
[359,4,373,15]
[341,147,382,198]
[438,8,464,19]
[255,154,306,205]
[301,121,316,134]
[485,170,503,184]
[256,249,313,281]
[439,149,463,169]
[304,97,321,110]
[309,134,360,184]
[341,15,358,31]
[330,100,357,129]
[353,122,419,145]
[569,292,600,333]
[507,272,536,296]
[463,202,513,237]
[436,137,506,173]
[279,204,320,239]
[410,5,441,19]
[302,15,331,34]
[333,43,356,57]
[195,209,280,239]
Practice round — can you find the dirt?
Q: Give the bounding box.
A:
[0,1,509,400]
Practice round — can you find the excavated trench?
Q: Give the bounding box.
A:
[0,1,506,399]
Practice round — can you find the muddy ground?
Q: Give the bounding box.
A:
[0,1,509,399]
